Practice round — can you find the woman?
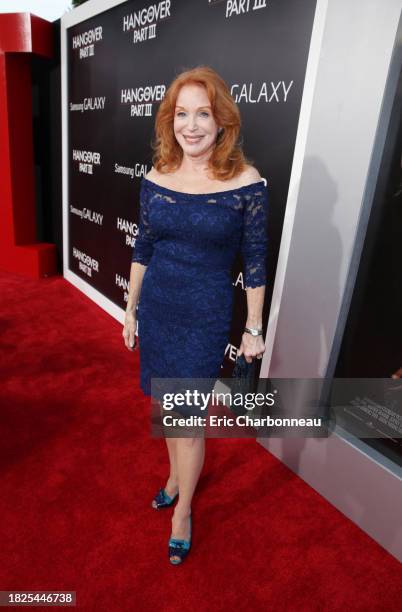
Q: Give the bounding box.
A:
[122,65,268,564]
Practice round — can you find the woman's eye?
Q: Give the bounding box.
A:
[176,111,209,117]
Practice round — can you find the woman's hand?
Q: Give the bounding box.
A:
[237,332,265,363]
[122,311,138,351]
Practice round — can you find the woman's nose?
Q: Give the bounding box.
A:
[187,115,198,130]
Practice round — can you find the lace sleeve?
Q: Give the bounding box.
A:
[131,180,156,265]
[240,184,268,289]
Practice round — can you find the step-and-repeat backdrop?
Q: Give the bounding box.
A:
[62,0,317,375]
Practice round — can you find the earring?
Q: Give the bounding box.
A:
[218,127,224,135]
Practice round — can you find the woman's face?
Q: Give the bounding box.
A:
[173,84,219,158]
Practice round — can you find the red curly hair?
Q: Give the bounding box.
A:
[151,65,254,181]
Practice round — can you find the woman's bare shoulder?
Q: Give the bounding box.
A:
[144,166,160,181]
[236,165,263,187]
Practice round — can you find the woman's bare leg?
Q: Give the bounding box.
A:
[152,402,179,507]
[164,437,179,494]
[169,436,205,561]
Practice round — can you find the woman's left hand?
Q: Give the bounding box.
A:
[237,333,265,363]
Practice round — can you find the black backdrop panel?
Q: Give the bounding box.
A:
[67,0,317,373]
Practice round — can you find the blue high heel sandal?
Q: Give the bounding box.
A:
[168,514,192,565]
[152,487,178,509]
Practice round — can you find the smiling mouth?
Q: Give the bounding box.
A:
[183,135,204,143]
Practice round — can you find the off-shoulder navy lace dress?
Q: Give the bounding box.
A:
[131,176,268,415]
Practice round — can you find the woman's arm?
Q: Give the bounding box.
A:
[237,175,269,363]
[123,261,146,351]
[123,179,155,350]
[126,261,146,317]
[123,263,145,351]
[238,286,266,362]
[245,285,264,329]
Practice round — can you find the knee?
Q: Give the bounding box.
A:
[179,436,203,449]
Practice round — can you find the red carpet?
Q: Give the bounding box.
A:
[0,268,401,611]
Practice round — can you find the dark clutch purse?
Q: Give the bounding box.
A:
[229,354,257,417]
